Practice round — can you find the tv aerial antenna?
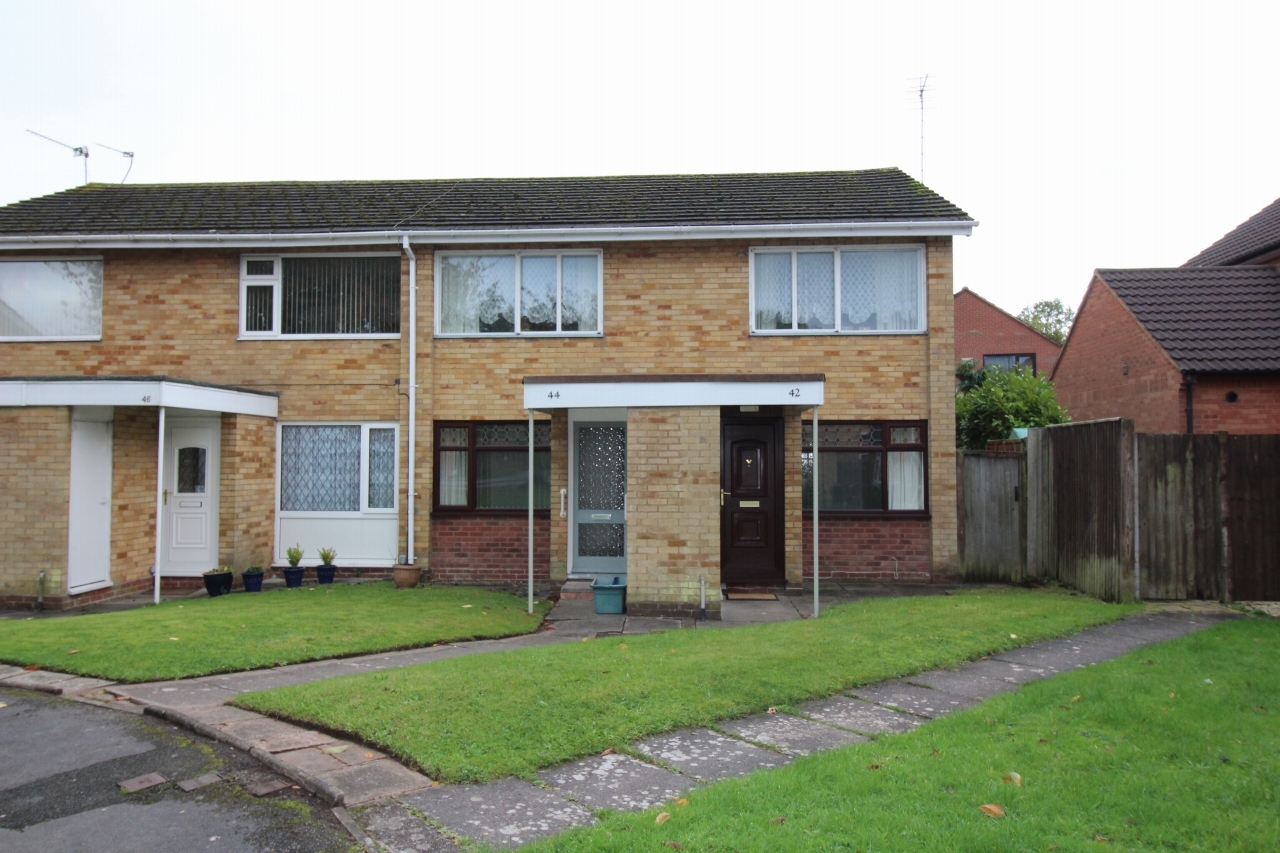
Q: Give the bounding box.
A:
[27,129,90,185]
[907,74,931,182]
[97,142,135,183]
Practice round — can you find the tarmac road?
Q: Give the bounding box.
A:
[0,687,354,852]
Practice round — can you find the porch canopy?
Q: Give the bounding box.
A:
[0,376,279,604]
[520,373,826,617]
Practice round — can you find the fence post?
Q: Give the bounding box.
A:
[1218,431,1231,603]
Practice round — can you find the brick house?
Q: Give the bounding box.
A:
[0,169,975,613]
[1052,195,1280,433]
[953,287,1062,374]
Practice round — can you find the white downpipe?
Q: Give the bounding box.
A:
[153,405,166,605]
[402,237,416,565]
[813,405,820,619]
[527,409,535,614]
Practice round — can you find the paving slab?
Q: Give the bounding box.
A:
[50,676,118,695]
[401,776,593,849]
[218,717,335,752]
[2,669,77,689]
[180,704,263,726]
[119,772,167,793]
[622,616,690,634]
[326,759,434,805]
[797,696,922,735]
[717,712,868,755]
[633,727,790,781]
[540,753,695,811]
[176,772,222,792]
[110,681,238,708]
[246,778,291,796]
[960,658,1055,684]
[276,746,347,775]
[0,664,27,680]
[720,599,802,623]
[356,800,462,852]
[850,680,977,718]
[992,638,1117,670]
[330,743,388,766]
[1096,612,1224,642]
[907,668,1021,699]
[1069,627,1157,654]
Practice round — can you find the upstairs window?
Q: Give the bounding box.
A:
[436,251,602,336]
[435,421,551,512]
[241,255,401,338]
[751,246,925,335]
[0,259,103,341]
[802,421,927,514]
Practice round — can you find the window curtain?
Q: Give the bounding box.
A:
[840,250,919,331]
[439,255,515,334]
[561,255,599,332]
[0,260,103,337]
[887,451,925,510]
[438,450,469,506]
[280,425,361,511]
[281,257,400,335]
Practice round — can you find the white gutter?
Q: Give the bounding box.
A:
[0,219,977,251]
[401,236,417,565]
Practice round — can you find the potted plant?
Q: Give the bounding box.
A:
[203,565,234,597]
[241,564,265,593]
[392,563,421,590]
[316,547,338,585]
[283,544,306,588]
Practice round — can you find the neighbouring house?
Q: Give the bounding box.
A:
[953,287,1062,375]
[0,169,975,612]
[1052,195,1280,433]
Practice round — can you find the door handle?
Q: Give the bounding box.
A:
[560,488,567,519]
[721,488,727,506]
[163,488,169,505]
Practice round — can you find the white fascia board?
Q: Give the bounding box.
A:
[1,380,278,417]
[525,380,824,410]
[0,220,976,250]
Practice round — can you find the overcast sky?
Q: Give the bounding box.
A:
[3,1,1277,317]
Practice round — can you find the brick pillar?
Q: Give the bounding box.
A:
[549,410,570,593]
[783,407,804,588]
[927,237,958,579]
[220,413,276,571]
[625,406,721,618]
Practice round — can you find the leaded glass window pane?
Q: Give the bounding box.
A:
[890,426,922,445]
[520,256,558,332]
[367,428,396,509]
[177,447,206,494]
[754,252,792,330]
[840,250,919,332]
[439,255,515,334]
[796,252,835,330]
[534,423,551,446]
[439,427,469,447]
[477,424,528,446]
[0,260,103,338]
[280,425,361,511]
[561,255,599,333]
[438,450,468,506]
[803,423,882,448]
[281,257,400,335]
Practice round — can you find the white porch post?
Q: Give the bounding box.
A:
[153,405,166,605]
[813,404,820,618]
[528,409,535,614]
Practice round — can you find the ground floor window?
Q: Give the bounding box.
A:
[434,421,551,512]
[279,423,398,512]
[802,421,927,514]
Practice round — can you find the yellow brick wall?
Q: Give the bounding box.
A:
[110,407,158,591]
[625,406,721,615]
[0,408,70,600]
[219,413,277,571]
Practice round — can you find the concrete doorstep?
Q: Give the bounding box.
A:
[0,607,1236,849]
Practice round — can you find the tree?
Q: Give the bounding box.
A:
[955,366,1069,450]
[1018,298,1075,344]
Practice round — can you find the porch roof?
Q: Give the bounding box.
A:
[0,375,279,418]
[523,373,825,410]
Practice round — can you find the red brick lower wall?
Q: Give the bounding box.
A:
[1192,374,1280,434]
[802,517,932,582]
[430,514,551,586]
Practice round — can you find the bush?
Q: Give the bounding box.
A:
[956,366,1068,449]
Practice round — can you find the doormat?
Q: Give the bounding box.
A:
[725,592,778,600]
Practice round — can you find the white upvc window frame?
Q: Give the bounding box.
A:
[748,244,928,336]
[274,421,400,520]
[239,253,402,340]
[434,248,605,338]
[0,255,105,342]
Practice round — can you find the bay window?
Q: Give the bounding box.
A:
[436,251,602,336]
[802,421,927,514]
[751,246,925,334]
[241,255,401,338]
[434,422,551,512]
[0,259,103,340]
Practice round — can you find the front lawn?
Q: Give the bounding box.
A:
[0,583,550,682]
[528,616,1279,853]
[234,588,1136,783]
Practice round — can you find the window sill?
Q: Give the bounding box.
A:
[802,510,932,521]
[433,332,604,339]
[238,334,401,341]
[749,329,927,337]
[432,508,553,518]
[0,336,103,343]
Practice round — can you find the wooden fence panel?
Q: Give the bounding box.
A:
[1226,435,1280,601]
[959,452,1025,582]
[1191,436,1223,600]
[1137,434,1192,600]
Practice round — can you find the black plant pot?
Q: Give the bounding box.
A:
[283,567,306,588]
[242,571,264,593]
[316,565,337,585]
[203,572,234,597]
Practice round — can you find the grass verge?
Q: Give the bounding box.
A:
[526,616,1278,853]
[233,588,1136,783]
[0,583,550,682]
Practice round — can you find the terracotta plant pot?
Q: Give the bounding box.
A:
[392,565,421,589]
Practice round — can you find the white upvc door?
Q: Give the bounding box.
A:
[162,419,221,574]
[68,418,113,593]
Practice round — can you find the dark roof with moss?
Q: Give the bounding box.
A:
[1185,196,1280,266]
[0,168,972,236]
[1097,266,1280,372]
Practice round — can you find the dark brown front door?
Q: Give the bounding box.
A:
[721,420,785,585]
